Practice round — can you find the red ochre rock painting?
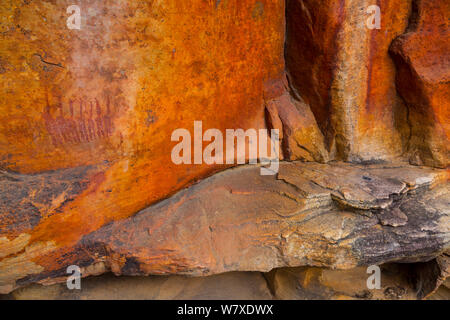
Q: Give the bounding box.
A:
[42,95,116,147]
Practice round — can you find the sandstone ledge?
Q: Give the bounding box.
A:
[0,161,449,293]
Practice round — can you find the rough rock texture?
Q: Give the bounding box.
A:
[263,76,329,162]
[0,0,448,300]
[390,0,450,168]
[427,278,450,300]
[266,253,450,300]
[408,251,450,299]
[3,262,448,300]
[4,272,272,300]
[265,264,417,300]
[1,162,448,293]
[1,0,284,174]
[286,0,412,162]
[0,0,286,260]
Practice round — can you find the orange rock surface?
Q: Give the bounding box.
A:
[0,0,284,245]
[0,0,449,294]
[286,0,413,161]
[390,0,450,167]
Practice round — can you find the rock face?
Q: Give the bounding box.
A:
[390,0,450,168]
[265,251,450,300]
[3,260,449,300]
[0,0,286,257]
[5,272,273,300]
[285,0,448,166]
[285,0,412,162]
[408,251,450,299]
[0,0,449,299]
[264,76,329,162]
[1,162,448,293]
[266,265,417,300]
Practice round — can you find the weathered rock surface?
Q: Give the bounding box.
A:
[266,252,450,300]
[1,162,448,293]
[1,0,285,175]
[390,0,450,168]
[427,278,450,300]
[427,285,450,300]
[286,0,412,162]
[0,0,448,301]
[0,0,286,257]
[3,261,449,300]
[265,264,417,300]
[3,272,272,300]
[264,76,329,162]
[408,251,450,299]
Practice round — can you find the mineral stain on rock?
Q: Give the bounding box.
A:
[0,0,448,299]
